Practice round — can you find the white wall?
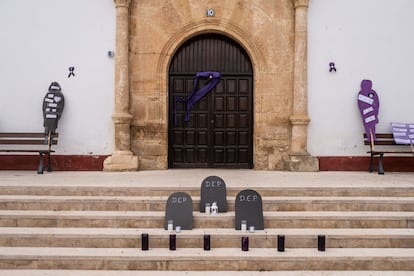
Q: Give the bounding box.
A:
[308,0,414,156]
[0,0,115,155]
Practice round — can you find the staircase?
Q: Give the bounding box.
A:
[0,170,413,274]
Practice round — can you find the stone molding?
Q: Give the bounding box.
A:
[294,0,309,9]
[112,112,133,124]
[114,0,131,8]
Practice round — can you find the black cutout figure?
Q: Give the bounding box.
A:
[329,62,337,72]
[43,82,64,134]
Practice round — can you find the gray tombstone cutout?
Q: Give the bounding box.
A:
[165,192,193,230]
[200,175,227,213]
[235,189,264,230]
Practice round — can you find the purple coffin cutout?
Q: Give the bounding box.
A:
[357,79,380,141]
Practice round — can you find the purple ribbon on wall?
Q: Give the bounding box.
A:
[175,71,221,125]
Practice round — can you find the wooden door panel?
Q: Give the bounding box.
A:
[214,97,225,111]
[226,97,236,111]
[239,114,248,128]
[226,148,236,163]
[227,114,236,127]
[185,149,195,162]
[213,149,224,163]
[198,131,208,145]
[214,115,225,128]
[227,132,236,145]
[185,131,195,145]
[239,148,248,163]
[173,148,183,162]
[226,79,236,93]
[239,97,248,111]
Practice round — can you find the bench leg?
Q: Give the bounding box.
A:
[37,153,44,174]
[368,153,374,173]
[378,153,384,175]
[47,152,52,172]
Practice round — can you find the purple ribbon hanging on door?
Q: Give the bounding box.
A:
[175,71,221,124]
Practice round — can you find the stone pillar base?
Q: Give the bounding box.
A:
[285,153,319,172]
[103,150,139,171]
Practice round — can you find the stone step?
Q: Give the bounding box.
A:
[2,184,414,197]
[0,247,413,271]
[1,210,413,228]
[1,195,414,212]
[1,270,411,276]
[1,227,413,249]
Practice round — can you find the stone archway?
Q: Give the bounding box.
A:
[104,0,318,172]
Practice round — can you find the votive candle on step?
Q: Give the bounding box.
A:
[167,220,174,232]
[241,220,247,232]
[141,233,149,251]
[241,236,249,251]
[277,235,285,252]
[203,234,211,251]
[169,234,176,251]
[318,235,326,251]
[211,202,218,214]
[205,203,211,214]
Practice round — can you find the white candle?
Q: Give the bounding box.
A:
[241,220,247,232]
[167,220,173,232]
[211,202,218,214]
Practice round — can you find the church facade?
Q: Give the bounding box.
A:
[103,0,318,171]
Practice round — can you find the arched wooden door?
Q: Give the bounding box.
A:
[168,34,253,169]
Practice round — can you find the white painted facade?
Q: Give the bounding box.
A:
[308,0,414,156]
[0,0,115,155]
[0,0,413,157]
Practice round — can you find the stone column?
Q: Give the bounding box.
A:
[103,0,138,171]
[287,0,318,171]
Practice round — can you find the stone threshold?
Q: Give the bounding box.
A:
[0,270,412,276]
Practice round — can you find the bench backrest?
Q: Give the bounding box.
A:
[363,133,396,146]
[0,132,58,149]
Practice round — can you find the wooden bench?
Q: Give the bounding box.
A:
[364,133,414,174]
[0,132,58,174]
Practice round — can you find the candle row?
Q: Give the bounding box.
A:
[140,234,326,252]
